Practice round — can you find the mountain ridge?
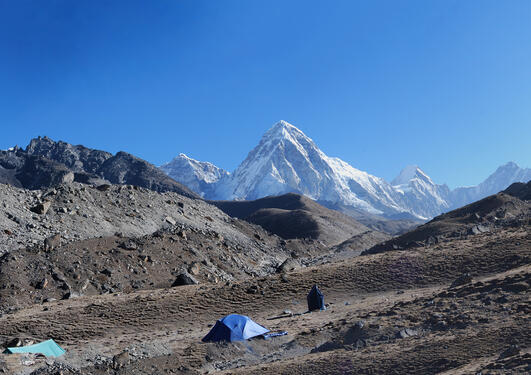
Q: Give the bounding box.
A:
[0,136,199,198]
[161,120,530,220]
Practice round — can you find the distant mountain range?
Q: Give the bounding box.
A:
[161,120,531,219]
[2,123,529,222]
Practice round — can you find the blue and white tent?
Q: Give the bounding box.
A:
[202,314,269,342]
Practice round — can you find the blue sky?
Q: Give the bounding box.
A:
[1,0,530,188]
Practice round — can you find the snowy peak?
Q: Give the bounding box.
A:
[264,120,311,142]
[486,162,529,182]
[214,120,407,216]
[167,153,228,183]
[160,154,228,198]
[256,120,320,162]
[392,165,433,186]
[449,161,531,209]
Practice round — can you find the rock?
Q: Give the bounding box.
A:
[344,321,366,345]
[101,268,112,277]
[112,351,130,369]
[44,234,61,251]
[165,216,176,225]
[397,328,418,339]
[499,345,520,359]
[31,201,52,215]
[188,262,200,275]
[96,184,111,192]
[172,271,198,287]
[469,224,490,235]
[51,270,66,282]
[501,282,528,293]
[119,240,137,250]
[6,337,22,347]
[451,273,473,288]
[62,291,81,300]
[36,278,48,289]
[246,285,259,294]
[277,258,300,273]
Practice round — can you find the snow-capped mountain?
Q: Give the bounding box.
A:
[160,120,530,220]
[213,121,409,216]
[391,165,451,219]
[449,162,531,209]
[160,153,229,198]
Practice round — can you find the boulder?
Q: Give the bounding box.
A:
[397,328,418,339]
[6,337,22,347]
[188,262,200,275]
[96,184,111,192]
[31,201,52,215]
[44,234,61,251]
[172,271,198,287]
[277,258,300,273]
[119,240,137,250]
[113,351,130,369]
[165,216,176,226]
[469,224,490,235]
[36,277,48,289]
[344,321,367,347]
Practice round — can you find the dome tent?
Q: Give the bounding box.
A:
[307,284,325,311]
[202,314,269,342]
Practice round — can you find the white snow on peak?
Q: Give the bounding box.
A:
[392,165,433,186]
[213,120,411,216]
[449,161,531,209]
[160,154,228,197]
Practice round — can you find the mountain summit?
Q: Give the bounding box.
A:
[213,120,407,216]
[449,161,531,209]
[160,154,229,198]
[392,165,432,186]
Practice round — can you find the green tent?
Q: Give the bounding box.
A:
[5,339,65,357]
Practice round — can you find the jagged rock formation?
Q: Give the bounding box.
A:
[0,137,198,198]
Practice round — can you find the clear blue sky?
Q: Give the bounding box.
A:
[1,0,530,188]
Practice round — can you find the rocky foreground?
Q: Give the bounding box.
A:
[0,182,529,374]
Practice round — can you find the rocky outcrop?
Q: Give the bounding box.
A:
[0,137,198,198]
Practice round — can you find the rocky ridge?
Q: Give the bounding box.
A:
[0,137,198,198]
